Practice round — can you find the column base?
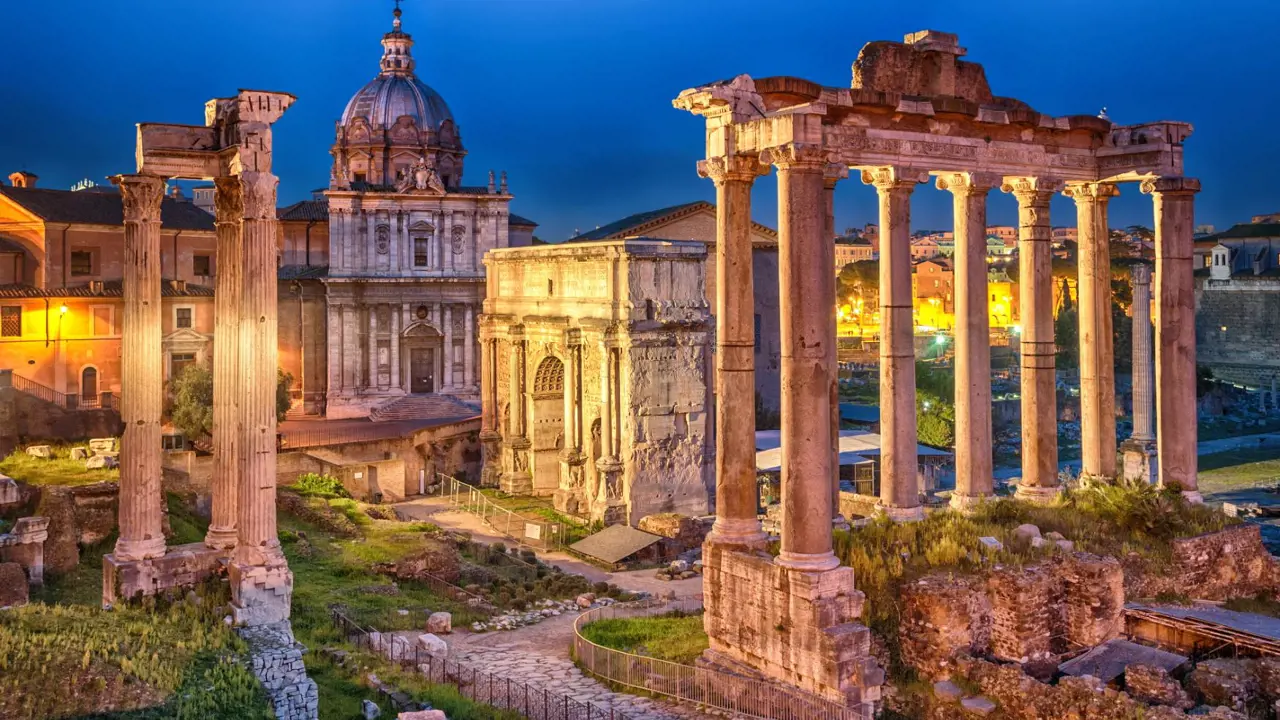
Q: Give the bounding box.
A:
[500,472,533,495]
[832,514,851,531]
[102,542,224,608]
[1014,483,1062,504]
[877,504,925,522]
[776,550,841,572]
[203,526,238,551]
[229,561,294,627]
[113,536,167,563]
[1179,489,1204,504]
[706,517,769,550]
[1077,472,1115,487]
[949,493,992,511]
[1120,438,1158,485]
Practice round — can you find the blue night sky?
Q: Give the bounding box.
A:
[2,0,1276,241]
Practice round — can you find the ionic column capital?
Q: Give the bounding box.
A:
[697,155,767,185]
[859,165,930,193]
[1001,176,1065,206]
[1140,176,1201,196]
[111,175,165,223]
[762,143,829,171]
[935,171,1002,196]
[1063,181,1120,201]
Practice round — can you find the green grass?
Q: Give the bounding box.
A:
[1223,592,1280,619]
[0,444,119,487]
[1197,447,1280,490]
[291,472,352,499]
[1198,416,1280,442]
[579,611,709,664]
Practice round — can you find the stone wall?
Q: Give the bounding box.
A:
[1195,276,1280,386]
[32,482,119,575]
[237,620,319,720]
[0,387,123,456]
[900,553,1125,679]
[1126,524,1280,601]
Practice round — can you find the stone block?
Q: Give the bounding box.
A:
[960,696,997,716]
[70,447,89,461]
[426,612,451,634]
[1013,524,1040,543]
[575,593,595,608]
[229,561,294,626]
[0,475,19,506]
[933,680,964,702]
[362,699,381,719]
[0,562,29,607]
[25,445,51,459]
[1188,659,1258,712]
[103,542,224,607]
[978,537,1002,551]
[88,438,115,454]
[416,633,447,657]
[1125,664,1193,709]
[900,574,991,679]
[397,711,446,720]
[86,454,118,470]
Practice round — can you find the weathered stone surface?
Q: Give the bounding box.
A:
[417,633,448,657]
[1188,659,1257,712]
[86,454,118,470]
[1127,525,1280,601]
[25,445,51,459]
[575,593,595,609]
[932,680,963,702]
[103,542,223,607]
[1125,664,1193,709]
[0,475,17,506]
[361,699,381,719]
[0,562,29,607]
[1060,553,1124,648]
[1253,657,1280,704]
[237,620,318,720]
[1012,524,1041,543]
[396,711,446,720]
[34,488,79,574]
[70,447,89,461]
[88,438,116,455]
[988,564,1055,662]
[900,574,991,679]
[426,612,451,634]
[959,696,996,716]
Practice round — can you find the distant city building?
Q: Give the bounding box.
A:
[834,235,876,266]
[910,237,941,261]
[1194,221,1280,388]
[985,225,1016,243]
[1051,226,1078,244]
[913,257,954,329]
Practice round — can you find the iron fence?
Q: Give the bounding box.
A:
[2,370,118,412]
[432,473,580,551]
[573,600,870,720]
[330,609,640,720]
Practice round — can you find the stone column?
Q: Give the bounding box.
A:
[442,305,455,390]
[770,143,838,571]
[206,177,243,550]
[341,305,356,389]
[111,174,167,562]
[463,305,475,389]
[1065,182,1120,483]
[825,164,850,529]
[862,166,928,521]
[443,211,455,273]
[939,173,1000,509]
[1004,178,1063,501]
[1142,177,1202,501]
[368,304,379,389]
[1121,264,1157,483]
[479,328,502,488]
[698,155,768,548]
[502,328,532,493]
[390,309,401,391]
[230,169,292,625]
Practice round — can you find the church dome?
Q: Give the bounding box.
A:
[340,74,454,132]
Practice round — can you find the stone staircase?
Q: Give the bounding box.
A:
[369,394,479,423]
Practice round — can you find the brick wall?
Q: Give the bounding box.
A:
[1126,524,1280,601]
[1195,277,1280,386]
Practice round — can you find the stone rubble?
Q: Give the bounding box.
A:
[467,595,618,633]
[1124,664,1194,709]
[237,620,319,720]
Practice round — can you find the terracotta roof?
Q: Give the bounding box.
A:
[0,280,213,298]
[569,200,778,242]
[509,213,538,227]
[278,265,329,280]
[0,185,215,231]
[278,199,329,222]
[835,235,872,246]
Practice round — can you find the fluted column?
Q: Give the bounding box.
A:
[862,166,928,521]
[939,172,1000,508]
[390,309,401,390]
[825,164,849,528]
[501,328,532,493]
[1004,178,1063,501]
[234,171,286,569]
[206,177,243,549]
[698,154,768,548]
[111,174,167,562]
[463,305,475,389]
[443,305,455,390]
[368,304,379,389]
[771,143,838,571]
[479,327,502,488]
[1142,177,1202,501]
[1065,182,1119,483]
[1130,264,1155,442]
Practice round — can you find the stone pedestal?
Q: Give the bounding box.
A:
[701,543,883,715]
[0,516,48,586]
[478,431,503,488]
[501,437,533,494]
[591,457,627,525]
[1121,439,1157,484]
[103,542,224,608]
[229,561,294,627]
[554,449,588,516]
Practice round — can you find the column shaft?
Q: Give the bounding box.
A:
[207,177,243,549]
[235,172,285,567]
[1068,182,1119,481]
[481,335,497,432]
[773,144,838,570]
[368,305,379,389]
[1131,265,1155,441]
[1144,177,1201,499]
[464,305,475,389]
[1005,179,1061,498]
[112,175,167,561]
[863,167,925,520]
[825,166,848,526]
[699,156,767,547]
[599,344,614,459]
[390,309,401,390]
[443,305,455,389]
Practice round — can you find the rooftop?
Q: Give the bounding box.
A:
[0,184,215,231]
[569,200,777,243]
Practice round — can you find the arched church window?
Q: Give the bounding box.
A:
[533,356,564,395]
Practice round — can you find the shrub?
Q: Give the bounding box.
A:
[292,473,351,499]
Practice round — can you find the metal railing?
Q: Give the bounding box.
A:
[432,473,580,551]
[1,370,118,411]
[573,600,869,720]
[330,609,640,720]
[279,423,406,449]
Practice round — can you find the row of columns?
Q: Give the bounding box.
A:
[330,208,488,275]
[327,302,477,393]
[702,144,1202,569]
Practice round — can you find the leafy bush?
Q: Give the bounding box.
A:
[168,363,295,439]
[292,473,351,499]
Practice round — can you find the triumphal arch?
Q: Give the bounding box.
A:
[675,30,1198,712]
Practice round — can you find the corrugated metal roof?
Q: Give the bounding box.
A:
[569,524,662,564]
[1057,639,1186,683]
[755,430,951,457]
[0,185,215,231]
[840,403,880,424]
[1126,603,1280,641]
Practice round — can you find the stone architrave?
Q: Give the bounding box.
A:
[1003,177,1064,502]
[1121,263,1158,483]
[1142,177,1202,502]
[862,165,929,521]
[770,143,840,569]
[699,153,769,548]
[938,172,1001,509]
[110,174,168,563]
[206,177,242,550]
[1064,181,1120,484]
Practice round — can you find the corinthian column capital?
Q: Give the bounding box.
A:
[214,177,244,225]
[859,165,929,193]
[1001,176,1065,207]
[697,154,767,185]
[762,143,828,171]
[112,175,165,223]
[1140,176,1201,196]
[1063,181,1121,201]
[240,171,279,220]
[935,171,1003,196]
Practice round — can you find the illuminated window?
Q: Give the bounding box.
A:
[0,306,20,337]
[414,238,430,267]
[70,250,94,277]
[193,255,211,276]
[175,307,193,329]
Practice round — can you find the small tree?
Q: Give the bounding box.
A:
[167,363,295,439]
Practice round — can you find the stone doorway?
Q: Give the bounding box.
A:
[410,347,435,393]
[81,367,97,403]
[530,356,565,494]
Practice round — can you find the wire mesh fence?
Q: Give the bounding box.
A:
[330,608,641,720]
[431,473,578,550]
